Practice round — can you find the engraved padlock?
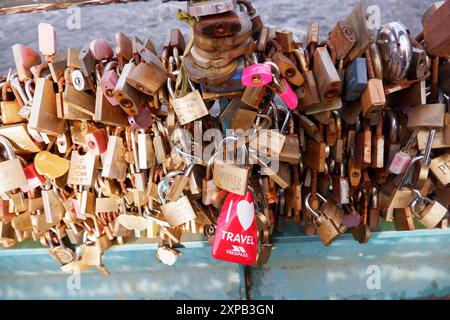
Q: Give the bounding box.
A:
[157,177,197,228]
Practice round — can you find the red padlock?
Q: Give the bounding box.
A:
[211,191,257,265]
[86,128,108,155]
[21,163,46,192]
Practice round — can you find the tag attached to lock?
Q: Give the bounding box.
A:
[211,191,257,265]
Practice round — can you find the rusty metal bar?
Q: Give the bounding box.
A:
[0,0,149,15]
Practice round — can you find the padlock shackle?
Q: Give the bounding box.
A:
[397,155,425,189]
[304,192,327,220]
[0,135,16,160]
[214,135,249,167]
[264,61,281,80]
[174,145,201,165]
[385,109,399,143]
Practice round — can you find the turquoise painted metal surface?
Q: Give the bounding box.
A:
[249,225,450,300]
[0,224,449,299]
[0,239,245,300]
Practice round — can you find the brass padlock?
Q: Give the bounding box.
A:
[1,82,24,125]
[212,136,250,196]
[410,193,447,229]
[305,193,341,247]
[29,77,66,136]
[157,179,197,228]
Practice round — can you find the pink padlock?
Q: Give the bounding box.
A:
[275,78,298,110]
[21,164,46,192]
[86,128,108,155]
[38,23,56,56]
[90,39,114,61]
[100,69,119,106]
[241,64,273,88]
[128,106,153,130]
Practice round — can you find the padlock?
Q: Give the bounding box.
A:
[1,82,23,125]
[167,75,209,126]
[352,189,371,244]
[430,153,450,186]
[312,47,341,104]
[407,104,446,129]
[332,163,350,205]
[137,131,156,170]
[78,44,96,79]
[99,64,120,106]
[293,48,321,109]
[128,106,153,130]
[41,188,65,225]
[12,44,42,82]
[361,79,385,119]
[343,0,378,63]
[355,122,372,169]
[327,21,357,61]
[211,189,258,265]
[271,47,304,87]
[113,61,146,116]
[388,129,418,175]
[29,77,65,136]
[86,128,108,155]
[407,47,428,80]
[94,85,129,126]
[67,151,98,187]
[213,136,250,196]
[89,39,114,61]
[377,22,412,83]
[242,63,273,88]
[22,163,46,193]
[422,0,450,57]
[158,179,197,228]
[344,58,368,102]
[410,192,448,229]
[304,138,326,173]
[126,58,167,96]
[0,135,27,193]
[219,97,258,131]
[275,29,297,54]
[268,62,298,110]
[63,85,96,117]
[305,193,341,247]
[203,157,218,206]
[38,23,56,57]
[384,155,425,221]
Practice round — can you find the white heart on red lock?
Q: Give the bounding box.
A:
[236,200,254,231]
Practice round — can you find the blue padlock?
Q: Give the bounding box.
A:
[344,58,368,102]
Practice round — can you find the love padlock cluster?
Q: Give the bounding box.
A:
[0,0,450,273]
